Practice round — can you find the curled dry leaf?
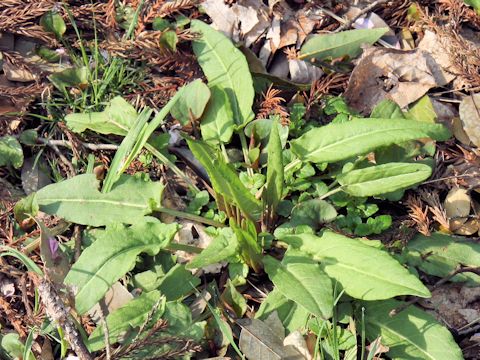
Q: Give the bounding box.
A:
[345,46,454,114]
[444,187,471,231]
[202,0,271,48]
[459,93,480,148]
[454,218,479,236]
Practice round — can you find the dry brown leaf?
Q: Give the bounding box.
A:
[454,218,479,236]
[452,117,473,146]
[366,337,389,358]
[288,58,323,84]
[345,47,453,114]
[202,0,271,48]
[238,314,306,360]
[418,31,457,85]
[87,282,133,323]
[283,331,312,360]
[425,284,480,329]
[459,93,480,148]
[444,187,471,231]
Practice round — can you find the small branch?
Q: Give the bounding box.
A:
[335,0,388,32]
[156,207,226,228]
[42,139,76,177]
[37,138,119,151]
[98,298,112,360]
[389,266,480,317]
[38,279,93,360]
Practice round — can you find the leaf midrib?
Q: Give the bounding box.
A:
[274,262,329,317]
[299,29,386,59]
[306,244,428,297]
[38,197,147,209]
[68,242,160,313]
[197,26,241,124]
[297,122,437,160]
[368,318,439,360]
[343,170,429,188]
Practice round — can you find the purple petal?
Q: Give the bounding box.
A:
[48,237,59,260]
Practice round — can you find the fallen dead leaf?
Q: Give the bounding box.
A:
[284,331,312,360]
[459,93,480,148]
[366,337,389,358]
[444,187,471,231]
[418,30,457,85]
[425,284,480,329]
[88,282,133,323]
[202,0,271,48]
[345,46,453,114]
[454,218,479,236]
[237,313,306,360]
[288,58,323,84]
[0,274,15,298]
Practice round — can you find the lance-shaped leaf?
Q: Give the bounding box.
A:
[36,174,163,226]
[406,233,480,285]
[264,119,284,217]
[337,163,432,197]
[280,231,430,300]
[65,219,179,315]
[88,291,165,351]
[363,300,463,360]
[186,228,239,269]
[263,253,333,319]
[65,96,138,135]
[0,136,23,169]
[200,86,234,144]
[191,20,254,129]
[170,79,211,125]
[299,28,388,62]
[290,118,451,164]
[187,139,262,221]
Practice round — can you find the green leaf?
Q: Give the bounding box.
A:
[186,228,238,269]
[36,46,61,62]
[370,100,405,119]
[153,18,171,31]
[40,11,66,38]
[200,86,234,144]
[88,291,165,351]
[36,174,163,226]
[406,233,480,285]
[65,96,138,135]
[191,20,254,128]
[232,220,262,272]
[299,28,388,62]
[170,79,210,124]
[279,231,430,300]
[290,199,337,229]
[264,118,284,216]
[363,300,463,360]
[291,118,450,164]
[157,264,200,300]
[464,0,480,13]
[0,136,23,168]
[221,279,247,317]
[187,139,262,221]
[263,253,333,319]
[337,163,432,197]
[49,66,88,92]
[160,30,178,51]
[256,289,309,334]
[405,96,436,123]
[65,219,178,314]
